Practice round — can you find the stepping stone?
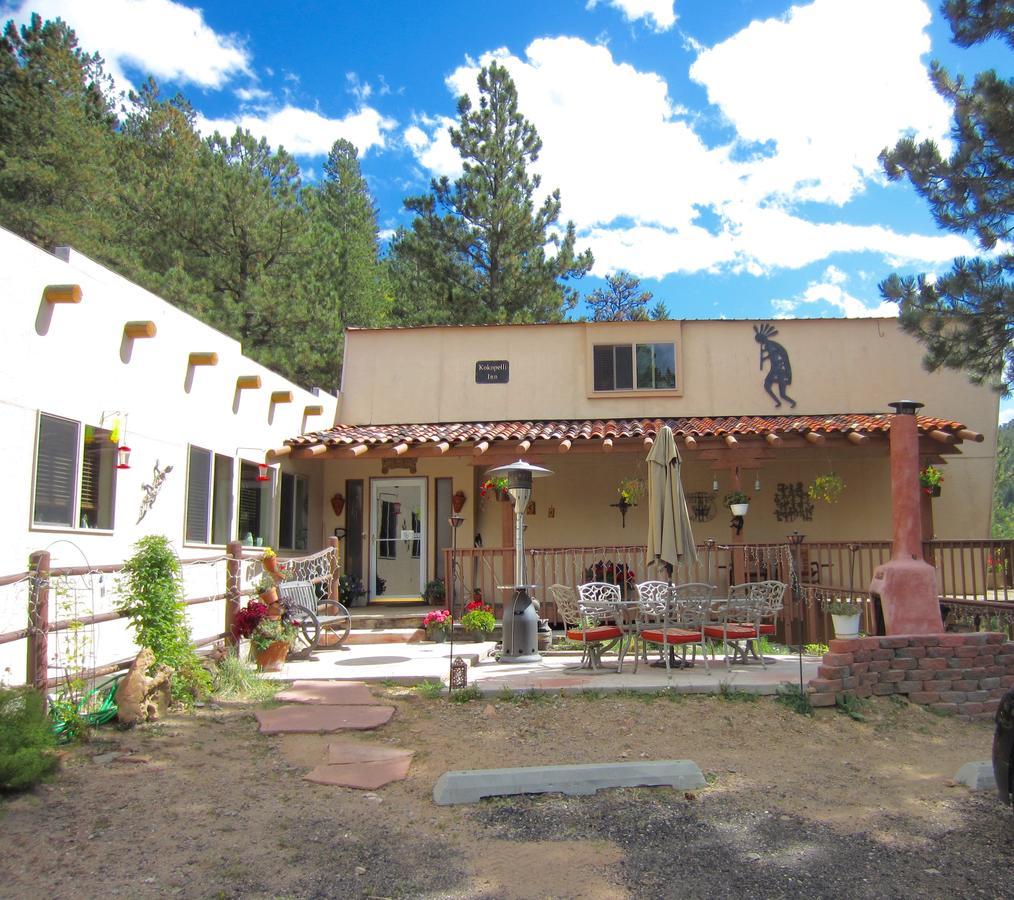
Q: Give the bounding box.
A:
[327,741,414,765]
[255,704,394,734]
[274,680,376,705]
[304,756,413,789]
[433,760,706,805]
[954,760,994,791]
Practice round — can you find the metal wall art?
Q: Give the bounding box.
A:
[774,482,813,522]
[754,323,797,409]
[137,460,173,523]
[686,491,717,523]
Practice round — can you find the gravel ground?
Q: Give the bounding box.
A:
[0,687,1010,899]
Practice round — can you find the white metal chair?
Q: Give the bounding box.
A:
[635,581,713,675]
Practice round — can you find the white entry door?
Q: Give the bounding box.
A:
[370,478,426,601]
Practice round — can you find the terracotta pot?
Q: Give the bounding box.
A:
[259,585,279,607]
[253,640,289,671]
[263,555,280,575]
[330,493,345,516]
[452,490,467,513]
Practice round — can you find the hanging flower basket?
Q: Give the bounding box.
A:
[808,474,845,504]
[919,465,944,497]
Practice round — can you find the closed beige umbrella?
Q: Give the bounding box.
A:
[646,425,698,575]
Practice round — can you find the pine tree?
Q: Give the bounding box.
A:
[878,0,1013,396]
[585,271,655,321]
[399,61,593,323]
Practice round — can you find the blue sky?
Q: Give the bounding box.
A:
[4,0,1010,421]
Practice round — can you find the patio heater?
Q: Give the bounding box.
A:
[485,460,553,663]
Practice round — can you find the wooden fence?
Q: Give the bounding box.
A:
[0,538,339,695]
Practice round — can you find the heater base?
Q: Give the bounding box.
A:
[498,652,542,664]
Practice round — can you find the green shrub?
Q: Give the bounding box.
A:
[449,686,484,703]
[775,682,814,716]
[212,653,282,703]
[0,687,58,791]
[117,535,212,705]
[415,679,444,699]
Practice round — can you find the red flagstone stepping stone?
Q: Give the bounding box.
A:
[327,741,414,765]
[255,704,394,734]
[274,680,375,705]
[304,756,412,789]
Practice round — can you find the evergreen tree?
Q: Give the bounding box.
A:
[878,0,1013,396]
[0,14,117,251]
[586,270,655,321]
[399,61,593,323]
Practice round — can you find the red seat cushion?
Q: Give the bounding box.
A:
[758,623,776,635]
[704,624,759,640]
[640,628,700,646]
[566,625,622,642]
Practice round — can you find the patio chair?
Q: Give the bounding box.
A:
[278,580,352,654]
[635,581,713,675]
[703,582,767,669]
[551,582,624,670]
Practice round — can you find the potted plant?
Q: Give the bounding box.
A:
[460,600,496,641]
[254,574,280,613]
[338,574,368,608]
[261,546,281,576]
[422,578,446,605]
[617,477,644,506]
[822,597,863,638]
[233,600,297,671]
[452,489,467,513]
[919,465,944,497]
[808,473,845,504]
[987,549,1007,590]
[723,491,750,516]
[422,609,451,642]
[480,475,508,502]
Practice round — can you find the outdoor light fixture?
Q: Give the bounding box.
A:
[116,445,131,469]
[450,656,468,690]
[712,477,719,493]
[754,476,761,492]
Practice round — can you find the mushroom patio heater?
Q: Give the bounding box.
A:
[486,460,553,663]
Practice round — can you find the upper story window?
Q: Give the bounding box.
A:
[33,413,117,530]
[185,446,234,545]
[279,473,308,551]
[593,342,676,391]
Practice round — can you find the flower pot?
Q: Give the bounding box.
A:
[464,629,491,642]
[253,640,289,671]
[259,586,281,615]
[427,629,447,643]
[263,555,280,576]
[831,612,861,639]
[730,503,749,516]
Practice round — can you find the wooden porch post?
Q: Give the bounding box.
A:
[225,541,243,648]
[27,550,50,700]
[327,535,341,602]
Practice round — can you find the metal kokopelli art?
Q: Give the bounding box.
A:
[754,323,796,409]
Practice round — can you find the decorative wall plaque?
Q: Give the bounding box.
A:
[686,491,717,523]
[475,360,509,384]
[774,482,813,521]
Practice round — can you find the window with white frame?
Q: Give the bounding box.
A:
[238,460,273,547]
[279,472,308,550]
[185,446,234,545]
[593,342,677,391]
[33,414,117,529]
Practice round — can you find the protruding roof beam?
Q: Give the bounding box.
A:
[270,390,293,404]
[957,428,984,442]
[236,375,261,390]
[805,431,826,446]
[724,435,738,448]
[189,352,218,367]
[350,444,369,457]
[303,404,323,416]
[602,438,613,452]
[764,433,782,447]
[266,446,291,460]
[123,321,156,339]
[473,440,489,456]
[847,431,868,445]
[392,442,409,455]
[307,444,327,457]
[435,441,450,454]
[43,284,81,304]
[684,435,697,449]
[518,439,531,453]
[643,436,654,449]
[929,430,955,444]
[558,439,572,453]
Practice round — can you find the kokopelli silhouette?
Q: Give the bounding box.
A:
[754,323,796,409]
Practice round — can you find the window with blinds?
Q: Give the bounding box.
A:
[238,461,272,547]
[185,447,234,545]
[592,342,676,391]
[32,414,117,529]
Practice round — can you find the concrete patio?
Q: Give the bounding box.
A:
[263,639,822,694]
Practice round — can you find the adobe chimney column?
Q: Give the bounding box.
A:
[868,400,943,635]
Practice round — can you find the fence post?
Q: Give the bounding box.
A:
[27,550,50,700]
[225,541,243,648]
[327,535,340,602]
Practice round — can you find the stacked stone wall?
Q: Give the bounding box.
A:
[808,633,1014,719]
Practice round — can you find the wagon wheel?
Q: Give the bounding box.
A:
[317,601,352,647]
[292,609,321,652]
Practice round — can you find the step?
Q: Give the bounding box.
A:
[346,628,424,645]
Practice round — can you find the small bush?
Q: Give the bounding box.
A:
[212,653,282,703]
[415,680,444,699]
[775,682,814,716]
[835,692,867,721]
[0,687,58,792]
[718,682,758,703]
[449,686,484,703]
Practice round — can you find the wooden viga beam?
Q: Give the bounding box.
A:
[123,320,156,339]
[236,375,262,391]
[188,352,218,367]
[43,284,82,304]
[266,446,291,460]
[270,390,293,404]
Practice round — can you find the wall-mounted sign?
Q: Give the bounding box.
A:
[475,360,509,384]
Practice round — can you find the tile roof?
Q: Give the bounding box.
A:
[287,413,970,450]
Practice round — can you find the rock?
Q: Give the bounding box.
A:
[115,648,173,725]
[92,752,119,765]
[355,867,367,876]
[954,761,994,791]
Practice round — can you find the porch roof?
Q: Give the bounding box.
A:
[274,413,981,460]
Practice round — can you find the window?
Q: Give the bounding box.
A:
[185,447,234,544]
[279,473,308,550]
[593,342,676,391]
[33,414,117,530]
[238,461,273,547]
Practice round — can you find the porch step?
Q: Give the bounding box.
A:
[350,612,430,630]
[346,628,424,645]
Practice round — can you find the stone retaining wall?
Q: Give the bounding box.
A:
[809,633,1014,719]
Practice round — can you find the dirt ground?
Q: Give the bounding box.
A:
[1,686,1011,899]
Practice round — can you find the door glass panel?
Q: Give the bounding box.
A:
[372,479,425,600]
[345,480,364,579]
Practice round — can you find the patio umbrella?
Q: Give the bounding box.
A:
[645,425,699,575]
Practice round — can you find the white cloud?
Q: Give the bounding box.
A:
[402,116,460,177]
[772,266,899,318]
[234,86,271,104]
[586,0,677,31]
[2,0,250,96]
[999,402,1014,426]
[196,105,396,157]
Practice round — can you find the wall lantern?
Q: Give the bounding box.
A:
[450,656,468,690]
[330,493,345,516]
[116,445,131,470]
[256,463,271,482]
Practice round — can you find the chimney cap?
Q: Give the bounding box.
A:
[888,400,924,416]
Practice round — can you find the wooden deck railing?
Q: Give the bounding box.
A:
[442,537,1014,642]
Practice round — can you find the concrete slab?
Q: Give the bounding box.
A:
[327,741,414,765]
[274,680,376,705]
[432,759,706,805]
[954,761,995,791]
[255,704,395,734]
[305,757,412,789]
